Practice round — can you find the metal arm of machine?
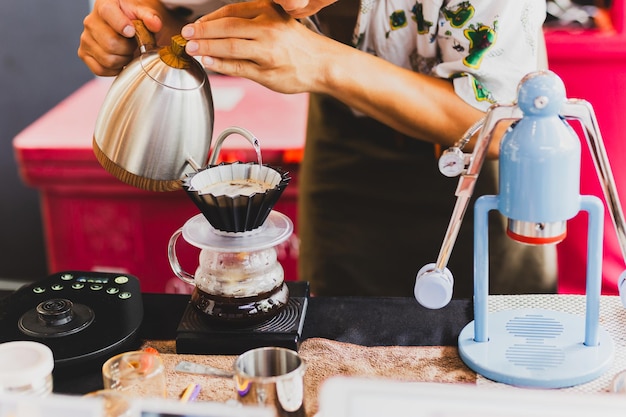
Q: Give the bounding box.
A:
[434,105,524,271]
[562,99,626,306]
[561,99,626,262]
[414,104,523,310]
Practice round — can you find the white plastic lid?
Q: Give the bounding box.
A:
[0,341,54,388]
[414,269,453,310]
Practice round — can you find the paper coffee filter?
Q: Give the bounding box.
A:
[183,162,291,233]
[189,163,283,193]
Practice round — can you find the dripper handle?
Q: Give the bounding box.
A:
[132,20,156,54]
[208,126,263,166]
[168,228,196,286]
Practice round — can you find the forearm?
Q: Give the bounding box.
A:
[314,40,497,155]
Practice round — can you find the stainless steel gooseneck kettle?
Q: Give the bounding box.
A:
[93,20,214,192]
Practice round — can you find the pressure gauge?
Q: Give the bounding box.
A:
[438,147,466,177]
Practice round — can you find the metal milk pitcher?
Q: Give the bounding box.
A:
[93,20,214,192]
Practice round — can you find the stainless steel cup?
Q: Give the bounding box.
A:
[234,347,306,417]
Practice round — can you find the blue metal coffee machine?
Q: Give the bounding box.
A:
[414,70,626,388]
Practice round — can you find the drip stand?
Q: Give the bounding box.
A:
[458,195,613,388]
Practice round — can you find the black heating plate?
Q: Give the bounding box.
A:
[176,281,309,354]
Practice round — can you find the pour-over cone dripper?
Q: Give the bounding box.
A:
[183,162,291,233]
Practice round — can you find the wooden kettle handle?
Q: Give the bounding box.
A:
[132,20,156,53]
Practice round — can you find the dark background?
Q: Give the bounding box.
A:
[0,1,93,288]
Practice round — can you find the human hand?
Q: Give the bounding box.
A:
[272,0,338,18]
[181,0,332,94]
[78,0,183,76]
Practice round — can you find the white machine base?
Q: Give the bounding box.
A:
[458,309,614,388]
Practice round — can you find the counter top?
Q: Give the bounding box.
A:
[51,292,474,396]
[47,293,626,417]
[4,291,626,416]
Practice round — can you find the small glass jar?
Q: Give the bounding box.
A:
[0,341,54,396]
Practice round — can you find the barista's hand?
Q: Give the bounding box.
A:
[182,0,332,94]
[78,0,185,76]
[272,0,337,18]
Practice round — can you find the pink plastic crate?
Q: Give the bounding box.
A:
[13,77,307,293]
[545,1,626,295]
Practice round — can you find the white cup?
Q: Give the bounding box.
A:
[0,341,54,397]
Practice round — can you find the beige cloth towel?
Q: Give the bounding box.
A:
[146,338,475,416]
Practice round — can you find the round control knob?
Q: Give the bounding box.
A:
[18,298,95,338]
[37,299,74,326]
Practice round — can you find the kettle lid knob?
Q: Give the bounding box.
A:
[159,35,194,69]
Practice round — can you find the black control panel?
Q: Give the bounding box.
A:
[0,271,143,372]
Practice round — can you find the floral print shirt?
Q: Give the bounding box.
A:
[354,0,546,110]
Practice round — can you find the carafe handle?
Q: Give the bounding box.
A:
[168,228,196,285]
